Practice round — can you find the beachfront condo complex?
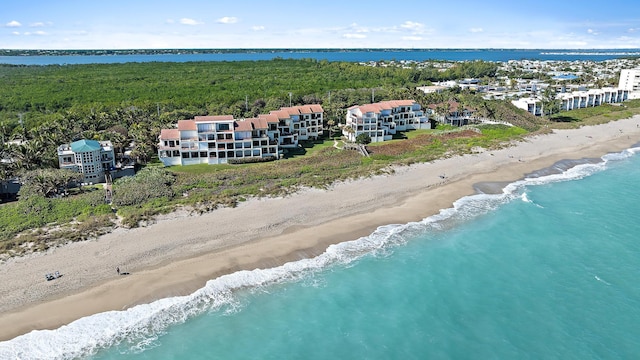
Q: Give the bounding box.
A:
[343,100,431,143]
[158,105,323,166]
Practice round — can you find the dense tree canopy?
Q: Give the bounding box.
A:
[0,58,519,183]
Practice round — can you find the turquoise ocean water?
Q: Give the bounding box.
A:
[1,146,640,359]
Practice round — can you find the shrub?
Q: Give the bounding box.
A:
[227,155,278,164]
[112,167,175,207]
[355,133,372,144]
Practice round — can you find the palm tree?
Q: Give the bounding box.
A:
[130,141,152,165]
[326,119,336,138]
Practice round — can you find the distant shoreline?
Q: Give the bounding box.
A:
[1,48,637,65]
[3,48,640,55]
[1,116,639,342]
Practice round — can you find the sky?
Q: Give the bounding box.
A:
[2,0,640,50]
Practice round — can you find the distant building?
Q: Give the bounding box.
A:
[618,69,640,91]
[343,100,430,143]
[511,97,543,116]
[511,87,628,116]
[416,85,448,94]
[427,101,475,126]
[158,105,323,166]
[57,139,116,183]
[458,78,480,90]
[618,69,640,99]
[558,88,628,111]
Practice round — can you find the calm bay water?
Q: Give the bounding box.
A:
[1,147,639,359]
[2,49,640,65]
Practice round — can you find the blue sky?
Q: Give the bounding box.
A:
[2,0,640,49]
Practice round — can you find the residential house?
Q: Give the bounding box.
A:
[427,101,475,126]
[57,139,116,183]
[511,97,543,116]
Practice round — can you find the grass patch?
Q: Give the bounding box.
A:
[550,101,640,129]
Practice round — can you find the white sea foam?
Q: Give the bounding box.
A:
[0,147,636,359]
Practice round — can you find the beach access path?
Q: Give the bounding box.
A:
[1,117,640,341]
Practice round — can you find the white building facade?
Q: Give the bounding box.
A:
[57,139,116,183]
[618,69,640,99]
[343,100,430,143]
[558,88,628,111]
[158,105,323,166]
[512,88,628,116]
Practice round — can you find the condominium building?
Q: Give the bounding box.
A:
[511,88,628,116]
[558,88,628,111]
[617,69,640,99]
[158,105,323,166]
[57,139,116,183]
[343,100,430,143]
[511,97,543,116]
[618,69,640,91]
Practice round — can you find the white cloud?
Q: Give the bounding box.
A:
[400,21,425,33]
[6,20,22,27]
[469,28,484,33]
[33,30,47,36]
[11,31,20,35]
[251,25,265,31]
[180,18,203,26]
[587,28,599,35]
[343,33,366,39]
[402,36,422,41]
[30,22,47,27]
[217,17,238,24]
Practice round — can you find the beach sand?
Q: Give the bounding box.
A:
[1,117,639,341]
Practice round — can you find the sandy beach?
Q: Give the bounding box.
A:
[1,117,639,341]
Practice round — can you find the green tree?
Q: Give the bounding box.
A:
[112,167,175,207]
[18,168,82,199]
[355,133,371,145]
[541,87,561,118]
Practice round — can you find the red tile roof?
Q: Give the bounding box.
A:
[249,117,268,129]
[235,120,253,132]
[177,120,197,131]
[281,104,324,115]
[353,100,418,114]
[272,110,292,119]
[309,104,324,113]
[194,115,235,122]
[281,107,302,116]
[259,113,279,123]
[160,129,179,139]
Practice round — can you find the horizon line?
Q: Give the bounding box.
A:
[3,47,640,52]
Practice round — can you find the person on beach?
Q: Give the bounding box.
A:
[116,267,120,275]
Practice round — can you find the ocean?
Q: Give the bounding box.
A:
[1,145,639,359]
[1,49,640,65]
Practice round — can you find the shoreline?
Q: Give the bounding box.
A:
[1,118,640,341]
